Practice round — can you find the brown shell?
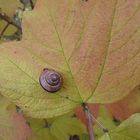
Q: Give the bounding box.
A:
[39,68,63,93]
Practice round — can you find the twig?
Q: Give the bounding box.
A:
[0,13,21,30]
[20,0,34,10]
[0,9,22,41]
[89,112,112,140]
[0,23,9,38]
[90,114,109,133]
[83,103,95,140]
[29,0,34,9]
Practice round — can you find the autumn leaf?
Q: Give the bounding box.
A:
[76,85,140,125]
[50,116,87,140]
[28,118,57,140]
[77,85,140,124]
[28,115,87,140]
[0,96,32,140]
[106,85,140,121]
[0,0,140,118]
[99,113,140,140]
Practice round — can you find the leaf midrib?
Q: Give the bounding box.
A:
[47,7,84,103]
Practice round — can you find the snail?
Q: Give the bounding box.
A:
[39,68,63,93]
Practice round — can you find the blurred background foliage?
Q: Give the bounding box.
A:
[0,0,36,43]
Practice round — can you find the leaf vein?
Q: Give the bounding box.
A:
[47,6,83,102]
[7,58,38,83]
[86,0,118,101]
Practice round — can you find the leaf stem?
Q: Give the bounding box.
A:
[83,103,95,140]
[90,114,109,133]
[89,111,112,140]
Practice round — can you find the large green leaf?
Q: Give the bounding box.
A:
[99,113,140,140]
[0,0,140,118]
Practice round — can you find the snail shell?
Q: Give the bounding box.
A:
[39,68,63,93]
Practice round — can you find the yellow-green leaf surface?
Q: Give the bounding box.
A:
[0,0,140,118]
[99,113,140,140]
[28,116,86,140]
[28,119,57,140]
[94,106,117,139]
[50,116,87,140]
